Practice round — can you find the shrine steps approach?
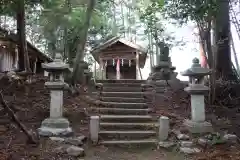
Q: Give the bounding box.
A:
[92,79,159,145]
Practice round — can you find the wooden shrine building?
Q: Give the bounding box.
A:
[91,36,147,80]
[0,28,52,73]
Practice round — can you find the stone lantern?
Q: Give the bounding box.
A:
[181,58,212,133]
[38,53,72,136]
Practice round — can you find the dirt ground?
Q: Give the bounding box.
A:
[0,76,240,160]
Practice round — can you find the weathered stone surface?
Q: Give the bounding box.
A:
[38,126,73,137]
[180,147,201,154]
[172,129,181,135]
[90,116,99,143]
[177,134,190,140]
[65,136,86,146]
[158,141,175,149]
[198,138,212,146]
[223,134,238,143]
[66,145,84,157]
[54,144,70,153]
[159,116,169,141]
[41,118,70,129]
[180,141,193,147]
[50,137,65,142]
[184,119,213,134]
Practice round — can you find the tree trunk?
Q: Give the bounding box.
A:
[17,0,31,72]
[215,0,234,80]
[112,0,117,36]
[71,0,96,84]
[120,2,125,37]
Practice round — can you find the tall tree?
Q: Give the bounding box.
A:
[215,0,233,80]
[163,0,237,80]
[17,0,31,72]
[71,0,96,84]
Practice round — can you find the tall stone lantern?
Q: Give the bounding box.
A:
[181,58,212,133]
[147,46,177,93]
[38,53,72,136]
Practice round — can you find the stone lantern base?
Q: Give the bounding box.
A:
[184,119,213,134]
[38,117,73,137]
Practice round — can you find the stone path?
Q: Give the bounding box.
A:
[84,145,187,160]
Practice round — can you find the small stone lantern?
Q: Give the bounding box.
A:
[181,58,212,133]
[38,53,72,136]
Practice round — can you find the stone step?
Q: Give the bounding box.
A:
[102,83,143,88]
[99,101,148,109]
[102,86,142,92]
[91,107,151,115]
[101,92,147,98]
[100,97,145,103]
[99,139,157,145]
[99,130,156,134]
[96,80,145,84]
[99,130,156,140]
[100,122,158,130]
[100,115,153,122]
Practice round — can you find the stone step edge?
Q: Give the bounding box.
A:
[92,92,152,96]
[102,88,142,90]
[101,97,145,100]
[99,139,158,145]
[101,92,150,94]
[100,115,153,119]
[100,122,158,127]
[91,107,151,112]
[99,130,156,134]
[99,102,147,105]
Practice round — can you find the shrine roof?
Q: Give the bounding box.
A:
[91,36,147,54]
[91,36,148,68]
[0,27,52,62]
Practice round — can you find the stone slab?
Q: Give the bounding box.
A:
[50,90,63,118]
[41,118,70,128]
[38,127,73,137]
[38,118,73,137]
[158,141,175,149]
[191,94,205,122]
[184,119,213,133]
[44,81,68,90]
[184,84,209,94]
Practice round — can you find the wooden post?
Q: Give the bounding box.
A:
[116,58,120,80]
[136,51,139,80]
[33,57,37,74]
[14,45,19,70]
[94,61,96,79]
[100,58,103,80]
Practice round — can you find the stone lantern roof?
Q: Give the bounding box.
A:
[181,58,211,77]
[42,53,69,72]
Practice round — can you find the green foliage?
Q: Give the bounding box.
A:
[35,0,110,62]
[138,0,178,48]
[163,0,218,25]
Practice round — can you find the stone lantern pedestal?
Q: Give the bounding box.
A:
[181,58,213,133]
[38,53,72,136]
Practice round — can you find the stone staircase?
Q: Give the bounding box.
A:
[92,79,158,145]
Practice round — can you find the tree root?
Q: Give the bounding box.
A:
[0,91,39,145]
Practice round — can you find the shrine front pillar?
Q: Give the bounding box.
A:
[100,58,103,80]
[136,52,140,80]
